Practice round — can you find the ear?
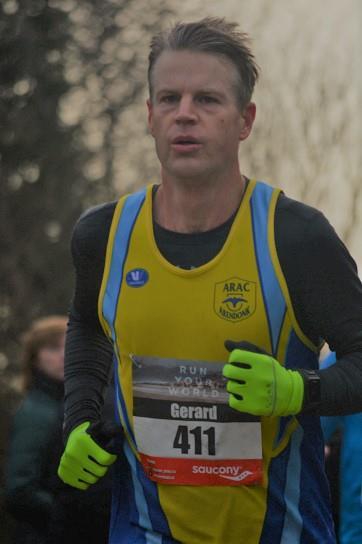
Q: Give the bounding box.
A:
[239,102,256,142]
[147,98,154,137]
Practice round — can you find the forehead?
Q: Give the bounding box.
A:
[151,50,238,94]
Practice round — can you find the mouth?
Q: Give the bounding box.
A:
[171,136,202,152]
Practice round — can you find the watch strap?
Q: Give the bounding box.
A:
[298,369,321,412]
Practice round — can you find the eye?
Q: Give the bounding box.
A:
[198,95,219,104]
[159,94,179,104]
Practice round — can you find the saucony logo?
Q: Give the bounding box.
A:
[219,470,253,482]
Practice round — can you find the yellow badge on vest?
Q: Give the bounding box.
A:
[214,277,257,322]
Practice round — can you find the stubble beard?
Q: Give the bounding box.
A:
[161,149,223,188]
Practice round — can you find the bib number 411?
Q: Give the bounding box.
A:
[173,425,216,456]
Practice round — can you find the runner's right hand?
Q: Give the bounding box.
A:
[58,421,117,490]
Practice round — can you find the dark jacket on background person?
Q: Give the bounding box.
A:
[5,369,114,544]
[5,370,65,543]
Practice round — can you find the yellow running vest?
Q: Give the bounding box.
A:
[98,180,321,544]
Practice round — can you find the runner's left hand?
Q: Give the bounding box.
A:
[222,341,304,416]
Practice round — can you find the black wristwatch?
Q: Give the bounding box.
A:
[298,369,321,411]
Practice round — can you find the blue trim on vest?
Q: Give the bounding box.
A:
[250,182,286,357]
[113,391,173,541]
[102,189,146,448]
[110,448,173,544]
[280,426,304,543]
[114,364,136,445]
[260,415,304,544]
[261,414,332,544]
[274,416,293,448]
[112,356,122,426]
[102,188,146,340]
[298,415,336,543]
[109,447,148,544]
[104,190,174,541]
[259,442,289,544]
[274,330,319,445]
[135,458,174,541]
[124,440,159,543]
[262,330,333,543]
[124,440,174,544]
[285,329,319,371]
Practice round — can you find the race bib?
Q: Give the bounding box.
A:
[131,355,262,486]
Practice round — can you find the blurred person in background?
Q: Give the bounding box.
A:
[4,316,114,543]
[321,352,362,544]
[5,316,67,543]
[57,17,362,544]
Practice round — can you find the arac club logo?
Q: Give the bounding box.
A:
[214,277,256,322]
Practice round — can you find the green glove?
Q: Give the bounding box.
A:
[58,421,117,490]
[222,342,304,416]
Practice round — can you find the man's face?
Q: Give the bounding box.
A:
[147,50,255,184]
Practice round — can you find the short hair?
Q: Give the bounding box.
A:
[20,315,67,391]
[148,17,259,110]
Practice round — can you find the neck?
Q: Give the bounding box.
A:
[154,173,246,233]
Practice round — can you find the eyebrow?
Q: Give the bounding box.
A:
[156,88,226,98]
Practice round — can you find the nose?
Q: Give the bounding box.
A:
[175,96,197,124]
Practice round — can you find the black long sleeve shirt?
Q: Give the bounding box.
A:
[63,188,362,438]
